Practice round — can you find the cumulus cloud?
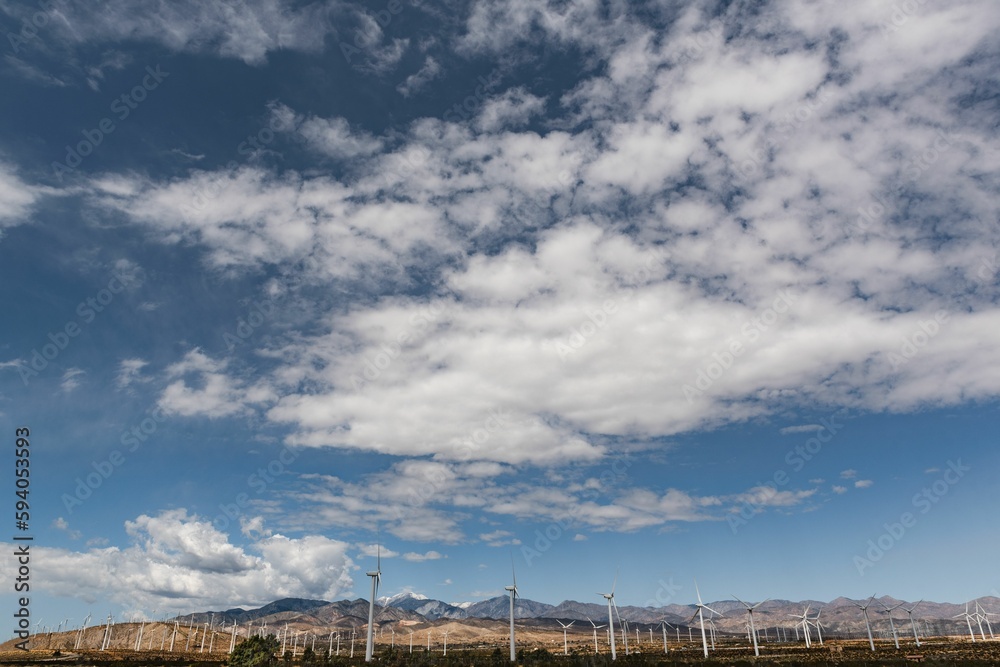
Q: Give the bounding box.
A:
[53,0,1000,542]
[3,509,355,611]
[3,0,337,66]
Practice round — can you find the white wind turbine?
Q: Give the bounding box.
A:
[903,601,922,647]
[505,556,519,662]
[972,601,988,640]
[733,595,768,657]
[879,600,904,649]
[660,621,672,654]
[597,571,619,660]
[586,617,605,654]
[809,608,824,645]
[789,607,812,648]
[852,595,877,651]
[557,620,574,655]
[954,604,977,642]
[688,580,722,658]
[364,540,382,663]
[976,601,995,639]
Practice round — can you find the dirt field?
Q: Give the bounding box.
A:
[4,624,1000,665]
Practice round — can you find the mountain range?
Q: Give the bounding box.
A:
[173,593,998,638]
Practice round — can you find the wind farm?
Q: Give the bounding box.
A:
[6,587,1000,666]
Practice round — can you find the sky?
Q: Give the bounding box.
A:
[2,0,1000,632]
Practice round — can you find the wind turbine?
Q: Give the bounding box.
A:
[903,601,922,647]
[954,604,977,642]
[556,621,574,655]
[879,601,904,649]
[597,571,619,660]
[976,601,995,639]
[852,595,877,651]
[972,601,988,641]
[688,580,722,658]
[442,631,449,656]
[733,595,768,657]
[506,556,518,662]
[810,608,824,645]
[660,621,671,654]
[364,539,382,663]
[586,617,605,654]
[789,607,811,648]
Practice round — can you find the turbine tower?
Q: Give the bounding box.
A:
[954,603,977,642]
[557,620,574,655]
[597,572,619,660]
[505,557,518,662]
[810,608,824,645]
[733,595,768,657]
[364,540,382,663]
[689,580,721,658]
[586,617,605,654]
[852,595,877,651]
[903,601,922,647]
[789,607,811,648]
[879,600,904,650]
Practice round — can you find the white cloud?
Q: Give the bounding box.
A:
[158,349,275,418]
[19,0,337,66]
[832,486,847,495]
[52,517,82,539]
[403,550,445,562]
[0,160,48,226]
[840,469,858,480]
[855,479,874,489]
[116,358,149,389]
[397,56,441,97]
[475,87,546,132]
[60,368,85,393]
[2,509,355,611]
[53,0,1000,540]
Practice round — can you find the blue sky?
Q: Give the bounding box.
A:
[2,0,1000,630]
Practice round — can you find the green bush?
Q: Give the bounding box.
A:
[229,635,280,667]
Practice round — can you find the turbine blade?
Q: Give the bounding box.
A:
[611,569,618,596]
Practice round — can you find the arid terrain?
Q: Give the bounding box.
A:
[4,621,1000,665]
